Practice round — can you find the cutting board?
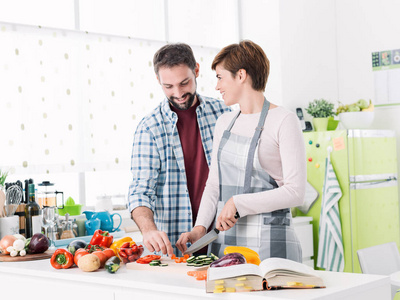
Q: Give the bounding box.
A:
[126,257,208,274]
[0,250,54,262]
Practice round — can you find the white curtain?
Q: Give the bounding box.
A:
[0,22,220,176]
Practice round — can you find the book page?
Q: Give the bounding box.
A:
[259,258,319,279]
[207,263,263,281]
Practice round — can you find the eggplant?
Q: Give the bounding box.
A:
[210,252,246,268]
[67,239,87,255]
[28,233,50,254]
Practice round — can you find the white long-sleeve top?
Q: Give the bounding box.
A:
[195,106,307,229]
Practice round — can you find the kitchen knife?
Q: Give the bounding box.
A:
[183,212,239,255]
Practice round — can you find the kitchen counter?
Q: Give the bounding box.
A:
[0,258,390,300]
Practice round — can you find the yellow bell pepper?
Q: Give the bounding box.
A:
[223,246,261,265]
[110,236,134,254]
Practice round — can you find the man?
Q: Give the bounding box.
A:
[128,43,230,256]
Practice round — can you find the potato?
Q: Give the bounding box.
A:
[78,253,101,272]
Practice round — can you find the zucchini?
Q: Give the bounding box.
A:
[210,253,219,261]
[149,261,160,266]
[105,256,121,274]
[196,255,208,259]
[186,256,196,263]
[160,263,168,267]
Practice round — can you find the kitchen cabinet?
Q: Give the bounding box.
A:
[293,216,314,267]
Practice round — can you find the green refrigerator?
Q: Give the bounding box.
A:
[296,129,400,273]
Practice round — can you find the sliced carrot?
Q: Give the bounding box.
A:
[171,254,176,259]
[183,254,190,259]
[187,271,196,276]
[196,274,207,281]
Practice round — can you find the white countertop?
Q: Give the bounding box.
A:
[0,256,391,300]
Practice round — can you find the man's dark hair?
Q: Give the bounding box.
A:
[153,43,197,75]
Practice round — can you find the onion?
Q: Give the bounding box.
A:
[0,235,17,255]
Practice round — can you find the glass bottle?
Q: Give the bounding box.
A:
[25,183,40,238]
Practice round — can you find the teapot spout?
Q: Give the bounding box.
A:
[82,210,95,219]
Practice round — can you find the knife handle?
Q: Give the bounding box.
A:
[214,212,239,234]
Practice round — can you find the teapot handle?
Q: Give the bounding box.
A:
[110,213,122,232]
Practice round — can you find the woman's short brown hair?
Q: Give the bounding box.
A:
[211,40,270,91]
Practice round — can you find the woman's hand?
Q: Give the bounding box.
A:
[176,226,206,254]
[216,197,238,231]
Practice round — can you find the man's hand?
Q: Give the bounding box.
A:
[131,206,174,256]
[176,226,206,254]
[216,197,238,231]
[142,230,174,256]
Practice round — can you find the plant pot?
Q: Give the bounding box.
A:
[312,117,329,132]
[327,117,339,131]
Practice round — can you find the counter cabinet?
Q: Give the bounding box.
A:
[0,258,391,300]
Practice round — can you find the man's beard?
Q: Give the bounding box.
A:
[168,92,197,110]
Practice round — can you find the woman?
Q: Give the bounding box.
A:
[176,40,306,262]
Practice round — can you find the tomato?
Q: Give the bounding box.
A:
[102,248,115,259]
[136,255,161,264]
[92,251,108,267]
[74,248,89,266]
[120,242,130,249]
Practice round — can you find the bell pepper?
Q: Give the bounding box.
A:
[110,236,134,255]
[90,229,114,248]
[223,246,261,265]
[50,249,74,269]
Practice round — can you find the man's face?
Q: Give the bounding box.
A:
[157,63,199,110]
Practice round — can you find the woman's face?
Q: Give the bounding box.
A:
[215,64,241,106]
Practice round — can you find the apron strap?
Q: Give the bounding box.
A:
[243,99,270,193]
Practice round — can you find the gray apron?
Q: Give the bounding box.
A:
[209,99,302,262]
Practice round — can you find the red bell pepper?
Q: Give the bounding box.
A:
[50,249,74,269]
[90,229,113,248]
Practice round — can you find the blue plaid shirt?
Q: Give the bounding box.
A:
[128,94,230,254]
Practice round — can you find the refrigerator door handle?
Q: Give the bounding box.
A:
[350,178,398,190]
[350,174,397,182]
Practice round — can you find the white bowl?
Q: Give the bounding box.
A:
[338,111,374,129]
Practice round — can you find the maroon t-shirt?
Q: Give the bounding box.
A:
[171,101,209,226]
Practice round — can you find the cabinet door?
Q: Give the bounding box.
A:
[350,182,400,273]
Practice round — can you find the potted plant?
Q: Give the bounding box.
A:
[306,99,335,131]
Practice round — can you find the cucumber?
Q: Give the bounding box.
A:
[210,253,219,261]
[160,263,168,267]
[149,261,160,266]
[196,255,208,259]
[186,256,196,263]
[193,262,204,267]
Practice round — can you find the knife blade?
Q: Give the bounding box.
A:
[183,212,239,255]
[183,228,219,255]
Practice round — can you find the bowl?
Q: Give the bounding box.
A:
[338,112,374,129]
[117,244,144,264]
[58,204,82,216]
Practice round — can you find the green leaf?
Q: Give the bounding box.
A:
[305,99,335,118]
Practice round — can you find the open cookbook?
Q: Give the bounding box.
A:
[206,257,325,293]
